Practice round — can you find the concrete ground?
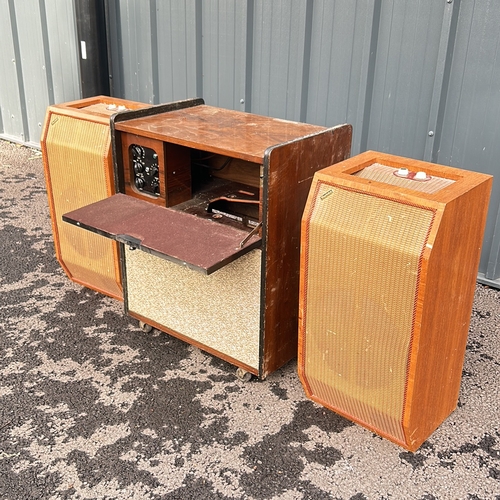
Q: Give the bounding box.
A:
[0,139,499,499]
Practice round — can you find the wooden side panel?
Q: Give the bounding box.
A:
[404,176,493,449]
[165,143,192,206]
[261,124,352,377]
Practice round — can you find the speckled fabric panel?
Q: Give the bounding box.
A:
[125,246,261,369]
[0,140,499,500]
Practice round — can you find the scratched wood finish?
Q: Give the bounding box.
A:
[114,105,327,164]
[298,150,493,450]
[262,125,353,376]
[62,194,261,275]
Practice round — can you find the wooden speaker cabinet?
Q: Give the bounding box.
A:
[41,95,148,299]
[63,100,352,379]
[299,151,492,450]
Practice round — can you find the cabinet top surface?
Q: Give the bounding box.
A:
[114,105,326,162]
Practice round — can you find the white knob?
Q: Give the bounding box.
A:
[415,171,427,180]
[106,104,117,110]
[397,168,409,177]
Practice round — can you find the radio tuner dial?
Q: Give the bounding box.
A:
[130,144,160,196]
[131,145,145,159]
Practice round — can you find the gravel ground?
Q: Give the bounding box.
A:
[0,139,499,499]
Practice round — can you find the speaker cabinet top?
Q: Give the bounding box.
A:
[314,150,492,206]
[47,95,149,125]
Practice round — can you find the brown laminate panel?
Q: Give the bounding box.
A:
[260,124,353,377]
[62,193,261,274]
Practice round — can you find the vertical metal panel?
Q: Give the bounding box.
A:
[0,0,25,142]
[365,1,448,159]
[201,0,248,111]
[156,1,199,103]
[45,1,80,104]
[305,0,377,152]
[0,0,80,145]
[250,0,309,120]
[435,0,500,284]
[11,0,51,145]
[107,0,157,103]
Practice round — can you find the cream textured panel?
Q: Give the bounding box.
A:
[126,248,262,369]
[45,114,121,297]
[354,163,455,194]
[303,181,434,442]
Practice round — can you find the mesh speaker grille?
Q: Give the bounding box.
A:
[44,113,121,298]
[302,181,435,443]
[355,163,455,194]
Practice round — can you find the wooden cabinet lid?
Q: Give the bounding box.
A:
[63,194,261,274]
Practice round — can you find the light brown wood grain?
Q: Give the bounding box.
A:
[298,150,493,451]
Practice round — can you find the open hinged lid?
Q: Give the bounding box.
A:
[62,194,261,275]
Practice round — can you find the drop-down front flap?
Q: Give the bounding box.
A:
[62,193,261,275]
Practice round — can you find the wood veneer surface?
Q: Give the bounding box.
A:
[114,105,327,163]
[261,124,353,376]
[298,150,493,450]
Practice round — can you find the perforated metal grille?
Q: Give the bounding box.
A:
[354,163,455,194]
[45,114,121,298]
[302,181,434,443]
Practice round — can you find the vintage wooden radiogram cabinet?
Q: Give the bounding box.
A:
[63,98,352,379]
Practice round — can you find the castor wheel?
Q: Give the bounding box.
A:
[236,368,252,382]
[139,321,153,333]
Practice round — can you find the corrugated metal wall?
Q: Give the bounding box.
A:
[0,0,80,146]
[1,0,499,286]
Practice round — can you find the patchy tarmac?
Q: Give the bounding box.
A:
[0,139,499,499]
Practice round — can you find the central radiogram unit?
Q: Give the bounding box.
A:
[63,99,352,379]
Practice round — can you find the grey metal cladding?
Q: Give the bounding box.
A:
[1,0,500,286]
[0,0,27,143]
[435,0,500,284]
[305,0,377,153]
[0,0,80,145]
[156,1,199,104]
